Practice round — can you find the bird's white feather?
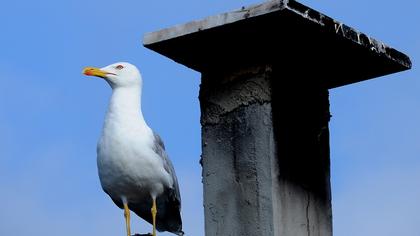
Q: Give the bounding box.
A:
[97,69,173,204]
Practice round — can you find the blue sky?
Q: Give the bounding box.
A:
[0,0,418,235]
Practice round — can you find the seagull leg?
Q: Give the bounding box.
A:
[151,198,157,236]
[123,203,131,236]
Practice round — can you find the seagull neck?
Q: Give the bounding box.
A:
[106,86,145,124]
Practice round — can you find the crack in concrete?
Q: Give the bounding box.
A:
[306,191,311,236]
[201,100,271,126]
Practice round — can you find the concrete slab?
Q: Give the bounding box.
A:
[143,0,411,88]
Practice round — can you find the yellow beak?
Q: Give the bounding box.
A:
[83,67,108,78]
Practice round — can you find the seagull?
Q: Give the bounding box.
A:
[83,62,183,236]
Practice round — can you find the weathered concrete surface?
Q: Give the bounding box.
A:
[144,0,411,88]
[200,65,331,236]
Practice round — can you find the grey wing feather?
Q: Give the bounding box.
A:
[152,131,182,204]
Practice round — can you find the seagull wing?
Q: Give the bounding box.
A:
[152,132,182,203]
[151,132,183,234]
[129,132,183,235]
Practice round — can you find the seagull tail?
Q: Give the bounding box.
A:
[176,230,185,236]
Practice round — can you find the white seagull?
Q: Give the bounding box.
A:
[83,62,183,236]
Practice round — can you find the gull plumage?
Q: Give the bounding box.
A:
[83,62,183,236]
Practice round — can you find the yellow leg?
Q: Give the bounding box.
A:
[123,203,131,236]
[151,198,157,236]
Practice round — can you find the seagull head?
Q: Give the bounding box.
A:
[83,62,142,89]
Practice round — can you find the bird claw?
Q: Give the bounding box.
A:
[132,234,152,236]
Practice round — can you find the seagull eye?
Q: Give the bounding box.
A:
[116,65,124,70]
